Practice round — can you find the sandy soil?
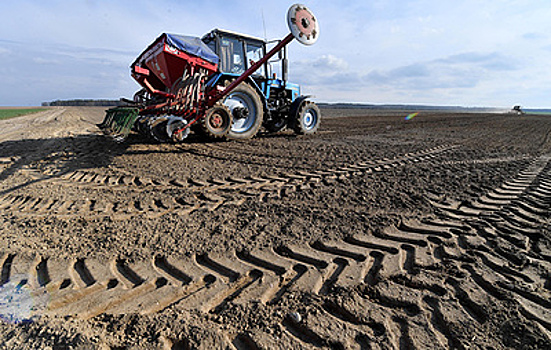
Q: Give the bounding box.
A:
[0,107,550,349]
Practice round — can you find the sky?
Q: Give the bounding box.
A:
[1,0,551,108]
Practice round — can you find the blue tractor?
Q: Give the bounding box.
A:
[201,28,320,139]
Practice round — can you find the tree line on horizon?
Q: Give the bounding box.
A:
[42,99,127,107]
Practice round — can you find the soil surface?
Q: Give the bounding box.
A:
[0,107,550,349]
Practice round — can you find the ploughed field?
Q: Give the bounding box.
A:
[0,107,550,349]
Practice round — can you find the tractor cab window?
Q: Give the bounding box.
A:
[205,40,216,56]
[219,37,245,74]
[246,43,265,77]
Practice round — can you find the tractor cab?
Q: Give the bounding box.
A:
[201,29,296,98]
[202,29,270,80]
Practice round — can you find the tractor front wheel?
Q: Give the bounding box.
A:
[223,82,264,140]
[291,101,320,135]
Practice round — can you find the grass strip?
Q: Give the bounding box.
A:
[0,108,45,120]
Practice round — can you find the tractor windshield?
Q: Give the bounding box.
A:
[219,37,245,74]
[203,30,267,77]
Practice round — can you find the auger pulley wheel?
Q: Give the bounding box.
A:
[287,4,319,46]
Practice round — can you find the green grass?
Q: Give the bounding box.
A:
[0,108,45,120]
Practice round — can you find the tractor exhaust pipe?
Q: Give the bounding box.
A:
[209,4,319,105]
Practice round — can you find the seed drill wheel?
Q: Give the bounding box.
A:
[292,101,320,135]
[166,116,190,142]
[288,4,319,46]
[149,116,172,143]
[223,82,264,140]
[200,104,233,139]
[134,115,150,135]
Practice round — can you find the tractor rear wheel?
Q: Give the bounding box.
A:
[223,82,264,140]
[291,101,320,135]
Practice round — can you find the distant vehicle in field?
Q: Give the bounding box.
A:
[512,105,525,115]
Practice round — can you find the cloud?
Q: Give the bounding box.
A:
[292,54,357,87]
[33,57,62,65]
[0,39,136,105]
[522,32,546,40]
[310,55,349,71]
[294,50,519,96]
[290,47,529,106]
[437,52,518,71]
[294,55,349,74]
[364,52,519,90]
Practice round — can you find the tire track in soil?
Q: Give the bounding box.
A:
[2,154,550,348]
[1,145,458,219]
[440,155,533,166]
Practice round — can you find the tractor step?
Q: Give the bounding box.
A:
[98,107,140,142]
